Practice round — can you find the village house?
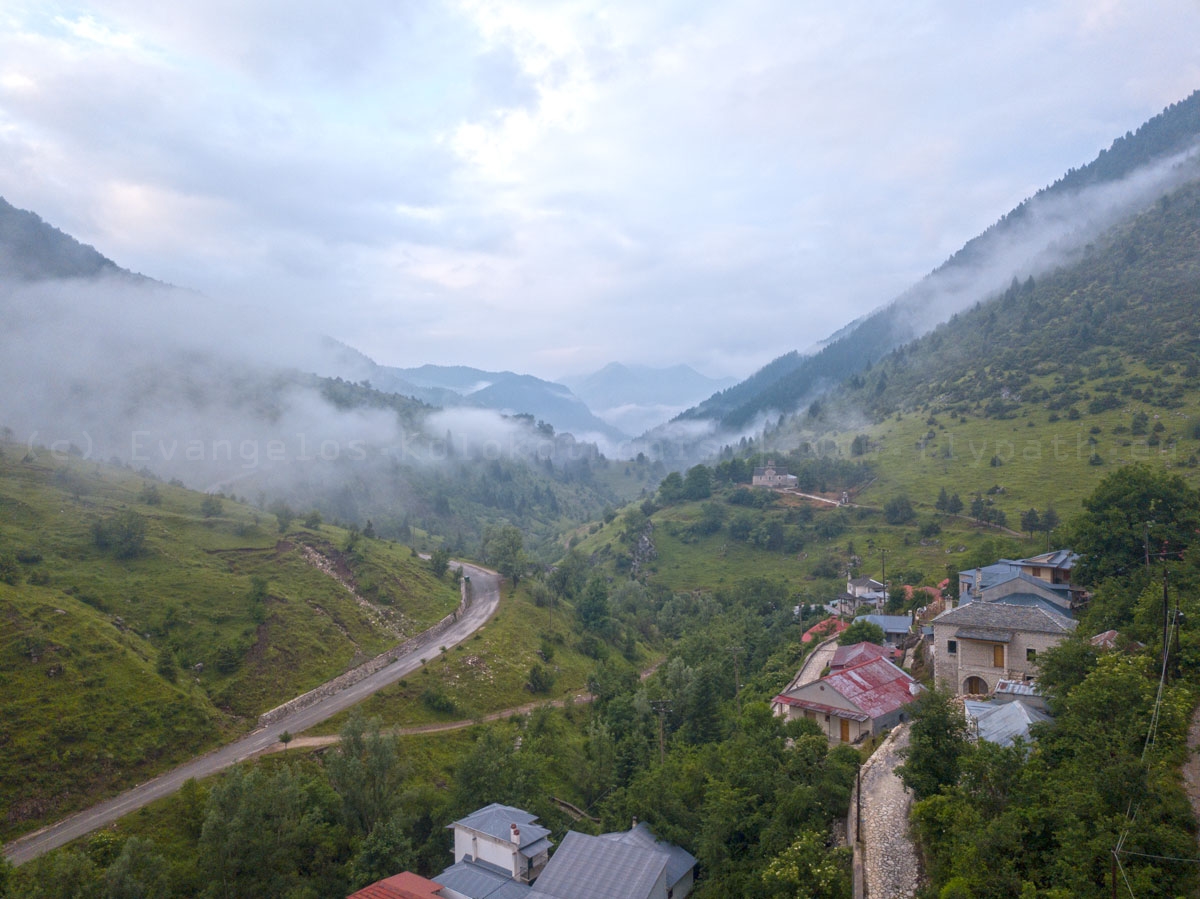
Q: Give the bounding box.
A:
[751,460,798,488]
[531,824,697,899]
[957,550,1081,612]
[772,654,922,744]
[446,803,552,885]
[426,805,695,899]
[931,600,1076,695]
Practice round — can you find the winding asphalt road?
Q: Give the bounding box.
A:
[2,562,501,866]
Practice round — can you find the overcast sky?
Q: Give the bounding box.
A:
[2,1,1199,383]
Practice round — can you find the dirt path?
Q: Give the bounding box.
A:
[271,660,666,753]
[858,725,920,899]
[2,562,501,867]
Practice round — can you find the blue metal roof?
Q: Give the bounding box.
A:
[437,859,532,899]
[450,803,551,849]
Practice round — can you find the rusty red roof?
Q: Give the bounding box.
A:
[772,693,871,722]
[347,872,444,899]
[830,641,889,671]
[816,657,918,720]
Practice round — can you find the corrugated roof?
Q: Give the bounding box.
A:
[821,657,919,719]
[348,872,445,899]
[531,831,666,899]
[1019,549,1078,569]
[965,699,1052,747]
[436,859,530,899]
[934,600,1075,635]
[994,679,1040,697]
[831,641,889,670]
[450,804,551,850]
[598,823,696,888]
[771,693,871,722]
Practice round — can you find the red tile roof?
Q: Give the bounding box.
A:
[801,617,849,643]
[347,872,444,899]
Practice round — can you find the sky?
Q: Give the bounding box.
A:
[2,1,1199,384]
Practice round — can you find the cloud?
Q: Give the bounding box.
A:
[1,0,1199,383]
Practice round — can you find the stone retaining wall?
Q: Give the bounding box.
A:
[257,578,473,728]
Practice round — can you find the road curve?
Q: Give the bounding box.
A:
[2,562,501,866]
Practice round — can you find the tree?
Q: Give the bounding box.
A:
[429,547,451,578]
[946,493,964,515]
[1019,508,1040,537]
[1071,465,1200,585]
[483,525,527,585]
[344,817,416,892]
[935,486,950,512]
[576,575,611,634]
[658,471,685,504]
[303,509,322,529]
[682,464,713,500]
[838,619,885,646]
[200,495,223,518]
[326,712,408,837]
[270,502,295,534]
[897,688,970,801]
[884,495,916,525]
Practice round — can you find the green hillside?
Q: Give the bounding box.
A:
[0,443,460,839]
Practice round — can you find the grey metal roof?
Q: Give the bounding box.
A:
[1019,549,1078,569]
[437,859,532,899]
[934,600,1075,635]
[519,837,553,859]
[450,803,551,849]
[965,699,1052,747]
[988,591,1075,619]
[599,823,696,888]
[531,831,666,899]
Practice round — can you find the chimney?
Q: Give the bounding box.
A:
[632,816,638,829]
[974,567,982,598]
[510,823,521,845]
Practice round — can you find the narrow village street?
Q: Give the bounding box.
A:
[858,725,921,899]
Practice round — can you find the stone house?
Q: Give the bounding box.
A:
[751,461,798,488]
[931,601,1076,695]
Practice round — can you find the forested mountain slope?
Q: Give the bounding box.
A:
[669,89,1200,436]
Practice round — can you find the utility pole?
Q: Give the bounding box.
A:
[880,548,888,612]
[650,700,671,765]
[1162,567,1171,677]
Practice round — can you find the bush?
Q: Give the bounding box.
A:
[92,510,148,559]
[420,687,456,715]
[526,663,555,694]
[883,495,916,525]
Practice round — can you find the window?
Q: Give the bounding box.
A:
[993,645,1004,668]
[1026,647,1037,661]
[947,640,957,654]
